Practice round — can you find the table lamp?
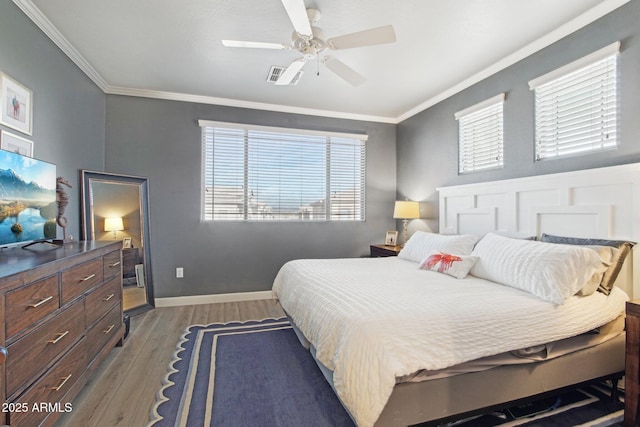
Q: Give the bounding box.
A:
[104,217,124,238]
[393,201,420,245]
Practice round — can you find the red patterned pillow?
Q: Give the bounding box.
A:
[419,250,479,279]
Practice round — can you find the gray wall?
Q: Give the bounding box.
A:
[0,2,106,240]
[105,96,397,298]
[397,0,640,234]
[9,0,635,301]
[2,0,396,301]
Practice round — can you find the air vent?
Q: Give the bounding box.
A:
[267,66,303,85]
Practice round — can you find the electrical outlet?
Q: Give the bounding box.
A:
[176,267,184,278]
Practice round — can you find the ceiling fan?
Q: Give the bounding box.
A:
[221,0,396,87]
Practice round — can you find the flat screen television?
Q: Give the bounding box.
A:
[0,149,57,248]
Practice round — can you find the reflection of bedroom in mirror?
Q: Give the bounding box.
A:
[81,170,154,314]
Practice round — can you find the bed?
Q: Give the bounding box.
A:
[272,163,640,427]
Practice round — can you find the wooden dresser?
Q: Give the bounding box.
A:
[0,241,124,427]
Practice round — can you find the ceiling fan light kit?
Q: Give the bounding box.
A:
[222,0,396,87]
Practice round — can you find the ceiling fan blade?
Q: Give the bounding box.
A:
[276,58,306,85]
[328,25,396,50]
[222,40,290,50]
[323,56,365,87]
[280,0,313,37]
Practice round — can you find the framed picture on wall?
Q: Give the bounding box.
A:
[0,130,33,157]
[0,72,33,135]
[385,230,398,246]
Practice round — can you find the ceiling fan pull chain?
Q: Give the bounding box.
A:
[317,57,320,76]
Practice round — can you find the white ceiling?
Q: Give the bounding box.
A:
[17,0,628,123]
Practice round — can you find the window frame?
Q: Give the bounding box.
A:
[199,120,367,222]
[529,41,619,161]
[455,93,505,174]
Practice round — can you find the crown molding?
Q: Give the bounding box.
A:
[396,0,631,123]
[12,0,109,91]
[13,0,395,123]
[105,86,397,124]
[14,0,630,125]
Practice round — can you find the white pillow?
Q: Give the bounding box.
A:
[470,233,601,305]
[419,251,479,279]
[398,231,479,263]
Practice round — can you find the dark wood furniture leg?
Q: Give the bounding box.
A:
[0,346,6,426]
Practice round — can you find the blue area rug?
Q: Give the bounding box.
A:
[147,318,354,427]
[148,317,624,427]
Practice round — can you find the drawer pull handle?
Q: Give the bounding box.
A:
[102,293,115,302]
[102,324,115,334]
[81,274,96,282]
[109,261,121,268]
[51,374,73,391]
[48,330,70,344]
[29,296,54,308]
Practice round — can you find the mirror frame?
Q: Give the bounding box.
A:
[80,170,155,315]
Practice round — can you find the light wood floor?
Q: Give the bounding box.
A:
[55,299,285,427]
[122,285,148,311]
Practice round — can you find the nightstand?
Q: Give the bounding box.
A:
[625,300,640,426]
[370,244,403,257]
[122,247,140,279]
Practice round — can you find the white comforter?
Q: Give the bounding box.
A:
[271,256,628,427]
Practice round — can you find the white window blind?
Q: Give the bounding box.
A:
[529,42,619,160]
[455,93,505,174]
[200,121,366,221]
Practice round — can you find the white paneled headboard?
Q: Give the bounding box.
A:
[437,163,640,298]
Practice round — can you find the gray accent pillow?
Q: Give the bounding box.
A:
[539,233,635,295]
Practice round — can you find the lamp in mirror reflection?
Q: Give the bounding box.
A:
[104,217,124,238]
[393,201,420,245]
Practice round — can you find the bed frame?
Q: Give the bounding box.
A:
[289,318,623,426]
[362,163,640,426]
[376,337,624,426]
[286,163,639,426]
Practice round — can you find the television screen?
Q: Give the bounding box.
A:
[0,149,57,248]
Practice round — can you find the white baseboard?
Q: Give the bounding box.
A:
[154,290,274,308]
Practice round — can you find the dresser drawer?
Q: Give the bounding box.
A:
[86,303,122,363]
[8,339,87,427]
[61,258,103,305]
[5,275,59,340]
[103,250,122,280]
[6,299,85,398]
[85,275,121,328]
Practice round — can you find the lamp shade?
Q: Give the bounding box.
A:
[104,217,124,232]
[393,201,420,219]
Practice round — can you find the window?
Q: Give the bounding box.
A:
[529,42,619,160]
[455,93,505,174]
[200,121,367,221]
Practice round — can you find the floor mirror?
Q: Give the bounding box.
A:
[81,170,154,315]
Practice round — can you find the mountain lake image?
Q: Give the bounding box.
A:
[0,149,56,247]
